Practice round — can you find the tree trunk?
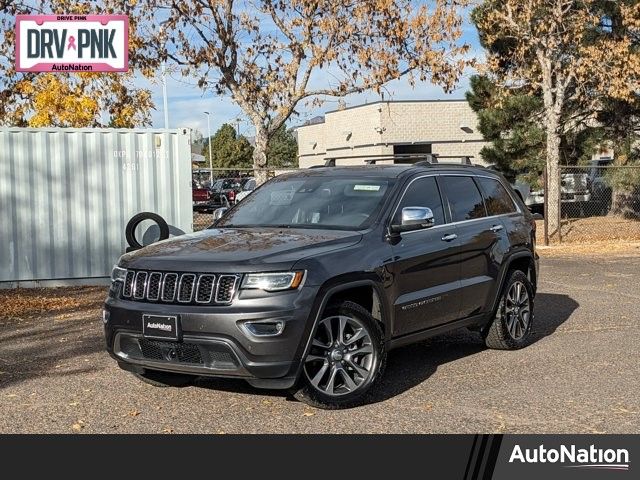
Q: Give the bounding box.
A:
[253,126,269,185]
[545,113,562,237]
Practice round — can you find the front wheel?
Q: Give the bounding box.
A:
[484,270,534,350]
[293,301,386,409]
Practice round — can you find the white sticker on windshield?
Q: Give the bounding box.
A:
[353,185,381,191]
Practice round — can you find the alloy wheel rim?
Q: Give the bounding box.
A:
[504,281,531,340]
[304,315,376,397]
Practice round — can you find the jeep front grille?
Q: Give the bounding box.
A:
[121,270,239,305]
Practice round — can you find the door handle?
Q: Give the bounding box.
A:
[489,224,504,232]
[441,233,458,242]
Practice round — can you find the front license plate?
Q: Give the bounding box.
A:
[142,314,180,340]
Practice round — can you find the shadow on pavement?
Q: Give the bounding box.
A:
[194,293,579,407]
[0,311,104,390]
[0,291,578,407]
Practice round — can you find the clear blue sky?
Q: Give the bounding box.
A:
[140,10,482,137]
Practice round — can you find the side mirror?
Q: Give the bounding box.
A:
[390,207,435,233]
[212,207,228,223]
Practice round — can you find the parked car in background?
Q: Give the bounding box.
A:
[192,181,214,213]
[527,171,591,210]
[235,177,256,204]
[211,178,243,205]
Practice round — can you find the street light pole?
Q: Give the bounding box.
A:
[161,61,169,129]
[204,111,213,184]
[159,22,169,130]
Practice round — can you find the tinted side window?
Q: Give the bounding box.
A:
[439,176,486,222]
[394,176,445,226]
[476,177,517,215]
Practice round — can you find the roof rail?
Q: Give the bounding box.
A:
[317,153,484,168]
[324,153,441,165]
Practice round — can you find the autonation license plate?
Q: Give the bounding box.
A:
[142,314,180,340]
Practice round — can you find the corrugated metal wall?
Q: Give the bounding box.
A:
[0,127,193,285]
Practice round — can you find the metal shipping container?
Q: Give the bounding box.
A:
[0,127,193,286]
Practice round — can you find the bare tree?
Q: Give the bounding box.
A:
[145,0,471,182]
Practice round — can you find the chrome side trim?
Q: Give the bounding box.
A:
[389,172,522,237]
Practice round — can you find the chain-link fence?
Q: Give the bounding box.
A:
[541,165,640,243]
[192,167,299,231]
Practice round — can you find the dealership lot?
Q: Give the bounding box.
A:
[1,253,638,433]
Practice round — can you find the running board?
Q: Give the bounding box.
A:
[387,314,487,350]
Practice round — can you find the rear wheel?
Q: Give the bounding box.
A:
[293,301,386,409]
[132,370,194,388]
[484,270,534,350]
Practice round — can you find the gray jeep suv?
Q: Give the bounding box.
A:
[104,163,538,408]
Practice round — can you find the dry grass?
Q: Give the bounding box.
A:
[537,241,640,257]
[537,216,640,245]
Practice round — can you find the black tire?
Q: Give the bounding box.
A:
[132,370,194,388]
[293,301,386,409]
[484,270,534,350]
[125,212,170,250]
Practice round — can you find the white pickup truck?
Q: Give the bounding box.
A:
[525,172,591,211]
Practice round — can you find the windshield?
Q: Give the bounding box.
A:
[217,176,392,230]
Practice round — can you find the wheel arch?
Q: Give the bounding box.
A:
[290,276,391,384]
[489,251,537,316]
[317,279,389,335]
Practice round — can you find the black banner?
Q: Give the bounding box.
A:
[0,435,635,479]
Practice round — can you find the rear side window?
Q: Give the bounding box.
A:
[394,176,445,226]
[439,176,487,222]
[476,177,517,215]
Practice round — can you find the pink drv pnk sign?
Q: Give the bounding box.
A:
[16,15,129,72]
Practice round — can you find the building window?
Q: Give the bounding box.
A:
[392,144,432,163]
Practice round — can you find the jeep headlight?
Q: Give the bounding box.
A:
[110,265,127,283]
[241,271,305,292]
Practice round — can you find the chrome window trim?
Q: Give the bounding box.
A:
[133,271,148,299]
[161,273,178,302]
[389,172,522,237]
[215,275,239,305]
[195,274,216,304]
[177,273,197,303]
[146,272,163,301]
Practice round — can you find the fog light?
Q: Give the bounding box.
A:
[102,309,110,324]
[241,320,285,337]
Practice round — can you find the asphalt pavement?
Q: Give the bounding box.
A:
[1,254,638,433]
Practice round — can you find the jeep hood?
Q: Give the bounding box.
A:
[120,227,362,272]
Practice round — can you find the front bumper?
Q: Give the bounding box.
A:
[104,285,319,389]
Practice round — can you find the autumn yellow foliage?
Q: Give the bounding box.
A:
[16,74,99,127]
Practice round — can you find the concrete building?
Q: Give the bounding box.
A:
[296,99,489,168]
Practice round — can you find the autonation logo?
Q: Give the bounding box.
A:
[510,444,630,471]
